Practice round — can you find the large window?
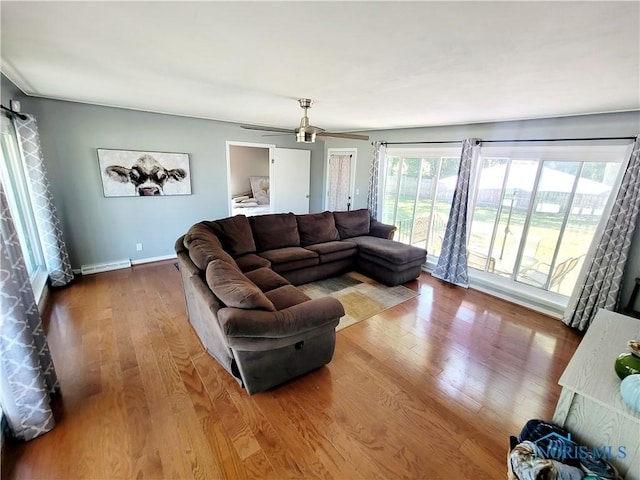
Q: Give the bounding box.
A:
[382,144,629,298]
[0,116,46,289]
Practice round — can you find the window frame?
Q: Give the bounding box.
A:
[468,144,628,292]
[0,115,48,301]
[381,142,631,317]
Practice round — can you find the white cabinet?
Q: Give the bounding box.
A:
[553,309,640,479]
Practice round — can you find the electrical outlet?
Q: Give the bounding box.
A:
[355,188,360,195]
[136,243,143,252]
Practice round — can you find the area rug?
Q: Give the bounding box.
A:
[298,272,419,331]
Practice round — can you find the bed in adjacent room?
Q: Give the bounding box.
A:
[231,175,271,216]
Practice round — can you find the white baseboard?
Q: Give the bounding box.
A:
[131,254,177,265]
[78,254,178,275]
[80,259,132,275]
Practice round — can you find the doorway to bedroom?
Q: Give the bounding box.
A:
[226,141,274,217]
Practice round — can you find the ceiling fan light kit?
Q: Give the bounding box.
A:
[296,128,316,143]
[241,98,369,143]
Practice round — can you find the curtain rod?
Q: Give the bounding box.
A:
[0,104,27,120]
[379,136,637,146]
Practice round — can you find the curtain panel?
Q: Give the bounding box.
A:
[12,114,74,287]
[367,142,385,219]
[563,136,640,331]
[328,154,352,211]
[0,179,59,441]
[432,138,481,287]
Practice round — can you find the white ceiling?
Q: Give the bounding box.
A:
[1,1,639,132]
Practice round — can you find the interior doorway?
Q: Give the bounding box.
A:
[226,142,311,216]
[325,148,357,211]
[226,141,274,217]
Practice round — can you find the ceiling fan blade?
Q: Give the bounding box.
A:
[241,125,295,134]
[243,100,369,143]
[317,131,370,141]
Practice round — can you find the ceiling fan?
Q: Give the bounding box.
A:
[241,98,369,143]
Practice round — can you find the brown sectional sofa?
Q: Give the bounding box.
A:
[175,208,426,394]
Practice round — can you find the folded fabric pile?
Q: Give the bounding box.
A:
[232,195,259,207]
[507,420,622,480]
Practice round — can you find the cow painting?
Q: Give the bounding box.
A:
[98,149,191,197]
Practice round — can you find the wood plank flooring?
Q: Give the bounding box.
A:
[2,261,582,479]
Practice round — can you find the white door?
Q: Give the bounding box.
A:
[270,148,310,214]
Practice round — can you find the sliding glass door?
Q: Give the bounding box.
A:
[383,144,628,296]
[467,146,624,296]
[381,148,461,257]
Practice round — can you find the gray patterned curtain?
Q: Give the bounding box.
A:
[432,139,481,287]
[0,179,59,440]
[563,136,640,331]
[12,114,74,287]
[367,141,385,219]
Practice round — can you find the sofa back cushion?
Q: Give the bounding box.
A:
[296,211,340,246]
[183,222,236,270]
[333,209,371,239]
[205,260,276,311]
[209,215,256,257]
[249,213,300,251]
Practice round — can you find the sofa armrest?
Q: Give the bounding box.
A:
[217,296,344,340]
[369,219,397,240]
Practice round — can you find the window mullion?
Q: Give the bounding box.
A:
[425,157,444,251]
[545,162,584,290]
[513,160,545,281]
[408,158,424,244]
[489,159,512,266]
[391,157,403,226]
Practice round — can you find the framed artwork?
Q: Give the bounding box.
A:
[97,148,191,197]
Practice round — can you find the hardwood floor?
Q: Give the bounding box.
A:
[2,261,582,479]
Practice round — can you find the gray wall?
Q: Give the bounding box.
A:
[325,110,640,308]
[15,92,324,269]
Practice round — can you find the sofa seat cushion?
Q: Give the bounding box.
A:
[305,240,358,264]
[333,209,371,239]
[264,285,311,311]
[206,260,276,311]
[235,253,271,273]
[259,247,319,273]
[244,268,290,293]
[250,213,300,251]
[350,236,427,266]
[296,212,340,246]
[209,216,256,256]
[183,222,236,270]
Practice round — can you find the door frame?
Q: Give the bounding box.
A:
[325,148,358,211]
[225,140,275,216]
